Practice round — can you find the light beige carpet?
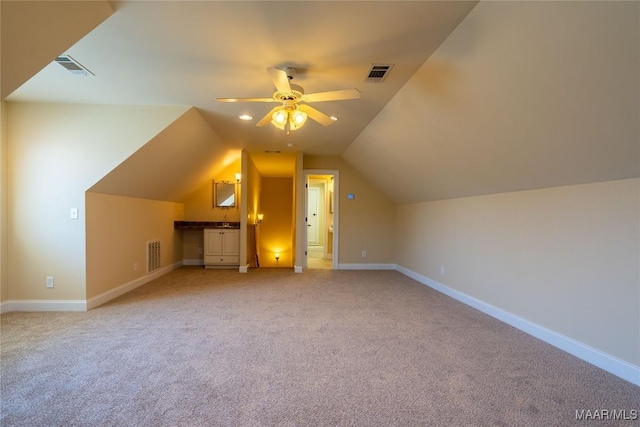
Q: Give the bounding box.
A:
[1,267,638,426]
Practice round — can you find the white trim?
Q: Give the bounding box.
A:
[395,265,640,387]
[339,263,397,270]
[294,265,303,273]
[183,258,204,266]
[86,260,182,310]
[0,299,86,312]
[239,264,249,273]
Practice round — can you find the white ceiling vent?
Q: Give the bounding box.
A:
[55,56,94,77]
[364,64,394,83]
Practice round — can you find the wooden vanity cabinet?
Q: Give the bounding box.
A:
[204,229,240,267]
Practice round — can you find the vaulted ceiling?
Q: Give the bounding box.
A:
[3,1,638,204]
[4,0,478,157]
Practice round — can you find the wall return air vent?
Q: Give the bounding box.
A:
[364,64,394,83]
[55,56,94,77]
[147,240,161,274]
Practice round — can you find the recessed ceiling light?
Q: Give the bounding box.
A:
[330,116,338,121]
[239,114,253,120]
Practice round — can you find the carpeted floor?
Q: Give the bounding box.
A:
[1,267,638,426]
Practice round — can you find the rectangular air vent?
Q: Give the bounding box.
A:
[364,64,394,83]
[55,55,94,77]
[147,240,161,274]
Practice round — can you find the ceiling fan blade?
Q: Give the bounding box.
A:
[302,88,361,103]
[256,106,282,127]
[267,67,292,93]
[298,104,335,126]
[216,97,275,103]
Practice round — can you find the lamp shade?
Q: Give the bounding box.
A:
[270,106,307,132]
[291,110,307,127]
[271,109,288,130]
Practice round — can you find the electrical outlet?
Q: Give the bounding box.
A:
[361,250,367,258]
[46,276,54,288]
[198,247,203,254]
[133,262,138,271]
[69,208,78,219]
[440,265,445,276]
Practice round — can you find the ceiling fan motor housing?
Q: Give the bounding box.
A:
[285,67,297,80]
[273,84,304,102]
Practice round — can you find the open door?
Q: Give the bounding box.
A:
[304,170,339,270]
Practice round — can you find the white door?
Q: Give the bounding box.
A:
[307,187,319,245]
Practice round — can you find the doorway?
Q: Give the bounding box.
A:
[304,171,338,270]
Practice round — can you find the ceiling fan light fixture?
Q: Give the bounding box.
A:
[218,67,361,133]
[272,109,287,126]
[292,110,307,126]
[239,114,253,120]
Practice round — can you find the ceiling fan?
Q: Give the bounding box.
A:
[216,67,361,135]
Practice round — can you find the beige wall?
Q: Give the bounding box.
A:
[85,192,184,300]
[303,156,394,265]
[0,102,7,302]
[245,154,262,225]
[395,178,640,366]
[182,159,242,221]
[293,152,303,268]
[5,102,187,301]
[259,177,293,268]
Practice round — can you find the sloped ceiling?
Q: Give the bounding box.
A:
[4,1,637,204]
[344,1,640,203]
[0,0,113,99]
[89,108,239,202]
[5,1,478,159]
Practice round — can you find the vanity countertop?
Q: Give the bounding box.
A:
[174,221,240,229]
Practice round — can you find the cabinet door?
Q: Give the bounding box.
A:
[204,229,223,256]
[222,230,239,256]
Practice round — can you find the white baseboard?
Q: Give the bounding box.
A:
[338,263,397,270]
[0,299,87,313]
[86,260,182,310]
[239,264,249,273]
[294,265,303,273]
[395,265,640,387]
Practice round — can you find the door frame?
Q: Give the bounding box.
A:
[303,170,339,270]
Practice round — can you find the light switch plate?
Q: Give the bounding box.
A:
[70,208,78,219]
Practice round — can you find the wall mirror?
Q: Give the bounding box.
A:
[214,181,236,208]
